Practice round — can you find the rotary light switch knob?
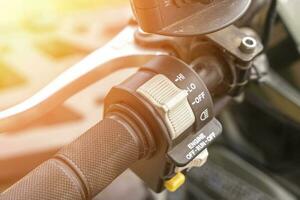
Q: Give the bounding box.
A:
[137,74,195,140]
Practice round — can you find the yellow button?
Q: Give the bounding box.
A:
[164,172,186,192]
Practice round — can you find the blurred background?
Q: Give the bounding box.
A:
[0,1,147,199]
[0,0,127,109]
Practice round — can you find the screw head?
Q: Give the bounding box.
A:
[240,36,257,54]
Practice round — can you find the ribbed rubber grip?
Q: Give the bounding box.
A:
[1,118,140,200]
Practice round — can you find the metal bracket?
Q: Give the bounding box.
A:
[207,25,263,62]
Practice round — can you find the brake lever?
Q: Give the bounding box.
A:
[0,25,168,132]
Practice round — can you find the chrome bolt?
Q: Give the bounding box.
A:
[239,36,257,54]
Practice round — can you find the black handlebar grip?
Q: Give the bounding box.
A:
[1,117,141,200]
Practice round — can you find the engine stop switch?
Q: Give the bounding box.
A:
[175,148,209,173]
[168,118,222,167]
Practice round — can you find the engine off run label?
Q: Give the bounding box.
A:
[185,132,217,160]
[168,118,222,167]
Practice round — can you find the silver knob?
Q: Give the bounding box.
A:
[137,74,195,139]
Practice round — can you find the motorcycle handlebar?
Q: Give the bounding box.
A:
[1,117,141,200]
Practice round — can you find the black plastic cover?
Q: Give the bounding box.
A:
[131,0,252,36]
